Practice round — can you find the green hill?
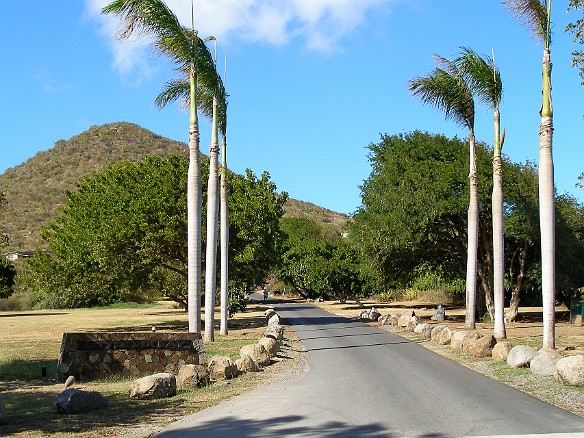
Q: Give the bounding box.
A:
[0,122,347,251]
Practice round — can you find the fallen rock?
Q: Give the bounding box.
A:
[491,341,513,362]
[258,337,279,358]
[413,323,432,339]
[450,331,468,350]
[555,355,584,386]
[208,356,238,380]
[177,364,210,389]
[507,345,537,368]
[240,344,271,367]
[265,323,285,342]
[128,373,176,400]
[531,349,562,376]
[236,354,261,373]
[55,388,109,413]
[398,311,415,328]
[437,327,453,345]
[406,316,420,332]
[461,332,483,355]
[430,325,447,342]
[465,335,496,358]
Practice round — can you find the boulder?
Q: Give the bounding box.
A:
[369,307,381,321]
[555,355,584,386]
[268,313,281,326]
[464,335,496,358]
[398,311,415,328]
[406,316,420,332]
[450,331,468,350]
[208,356,238,380]
[177,364,210,389]
[0,398,6,425]
[264,308,276,318]
[258,337,279,358]
[128,373,176,400]
[437,327,453,345]
[430,325,447,342]
[55,388,109,413]
[236,354,261,373]
[413,323,432,339]
[430,304,446,321]
[379,314,391,326]
[389,315,400,326]
[491,341,513,362]
[461,332,482,354]
[265,323,285,342]
[507,345,537,368]
[531,349,562,376]
[240,344,271,367]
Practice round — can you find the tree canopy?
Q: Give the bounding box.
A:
[567,0,584,85]
[21,156,286,309]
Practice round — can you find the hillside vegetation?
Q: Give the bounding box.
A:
[0,122,347,251]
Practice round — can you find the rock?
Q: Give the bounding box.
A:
[437,327,453,345]
[430,304,445,321]
[128,373,176,400]
[464,335,496,358]
[208,356,238,380]
[64,375,75,389]
[236,354,261,373]
[555,355,584,386]
[177,364,210,389]
[491,341,513,362]
[398,311,415,328]
[507,345,537,368]
[268,313,281,326]
[430,325,447,342]
[265,323,285,342]
[240,344,271,367]
[414,323,432,339]
[406,316,420,332]
[0,398,6,425]
[264,308,276,318]
[379,314,391,326]
[389,315,400,326]
[258,337,279,358]
[369,307,381,321]
[531,349,562,376]
[450,331,468,350]
[55,388,108,413]
[461,332,482,354]
[359,310,370,320]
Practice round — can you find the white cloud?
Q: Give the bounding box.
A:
[85,0,396,76]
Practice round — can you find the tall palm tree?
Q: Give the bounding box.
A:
[219,55,230,336]
[454,47,506,339]
[503,0,555,349]
[102,0,220,333]
[408,56,479,329]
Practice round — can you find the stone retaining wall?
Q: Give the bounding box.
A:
[57,332,205,382]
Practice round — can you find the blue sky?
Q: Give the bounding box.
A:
[1,1,583,214]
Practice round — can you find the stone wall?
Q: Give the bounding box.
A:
[57,332,205,382]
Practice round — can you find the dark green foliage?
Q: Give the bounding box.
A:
[277,217,363,300]
[21,156,286,309]
[0,258,16,299]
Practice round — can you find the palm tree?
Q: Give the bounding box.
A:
[454,47,506,339]
[503,0,555,349]
[219,55,230,336]
[102,0,220,333]
[408,56,479,329]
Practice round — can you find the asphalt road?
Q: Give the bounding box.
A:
[155,299,584,438]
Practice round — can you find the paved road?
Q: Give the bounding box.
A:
[155,300,584,437]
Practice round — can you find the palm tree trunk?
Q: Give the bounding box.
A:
[465,131,479,329]
[204,97,220,342]
[493,109,506,339]
[540,49,555,350]
[219,135,229,336]
[188,62,202,333]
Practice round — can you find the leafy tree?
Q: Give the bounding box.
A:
[408,61,480,329]
[22,156,285,310]
[503,0,556,349]
[0,191,16,298]
[102,0,224,333]
[277,217,362,301]
[567,0,584,85]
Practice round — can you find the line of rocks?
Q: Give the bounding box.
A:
[49,309,287,416]
[371,308,584,388]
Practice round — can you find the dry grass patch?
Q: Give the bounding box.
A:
[0,301,305,437]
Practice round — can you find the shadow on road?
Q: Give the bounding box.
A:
[154,414,454,437]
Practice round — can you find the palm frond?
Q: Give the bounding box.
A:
[502,0,551,44]
[408,67,474,131]
[453,47,503,110]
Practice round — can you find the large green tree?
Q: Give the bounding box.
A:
[0,192,16,299]
[22,156,285,310]
[409,57,480,329]
[503,0,556,349]
[102,0,223,333]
